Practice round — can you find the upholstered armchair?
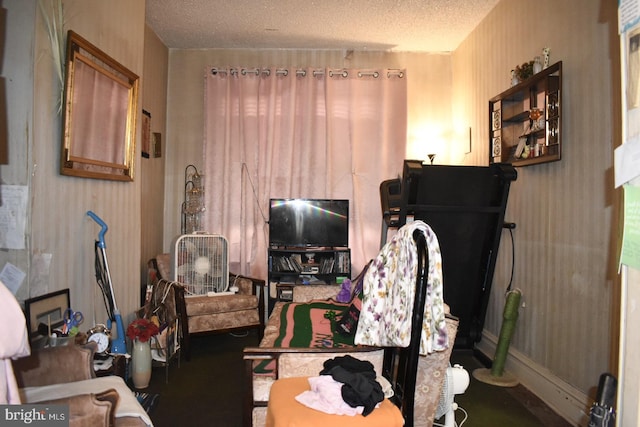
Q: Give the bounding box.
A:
[152,254,265,360]
[13,343,151,427]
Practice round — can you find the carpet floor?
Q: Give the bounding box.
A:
[134,330,572,427]
[449,351,573,427]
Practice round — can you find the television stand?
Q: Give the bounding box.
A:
[267,247,351,314]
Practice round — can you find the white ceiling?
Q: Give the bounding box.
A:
[145,0,500,52]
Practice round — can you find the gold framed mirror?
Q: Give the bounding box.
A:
[61,30,139,181]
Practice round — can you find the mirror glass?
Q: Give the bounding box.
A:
[61,30,139,181]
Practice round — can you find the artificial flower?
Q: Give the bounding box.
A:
[126,317,159,343]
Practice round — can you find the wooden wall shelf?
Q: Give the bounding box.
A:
[489,61,562,167]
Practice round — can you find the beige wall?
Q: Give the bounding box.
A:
[2,0,147,336]
[453,0,621,423]
[33,0,146,329]
[140,24,168,284]
[0,1,35,302]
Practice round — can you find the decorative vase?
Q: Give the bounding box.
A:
[533,56,542,74]
[131,338,152,389]
[542,47,551,69]
[510,70,519,87]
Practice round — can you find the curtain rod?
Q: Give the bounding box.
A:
[209,67,405,79]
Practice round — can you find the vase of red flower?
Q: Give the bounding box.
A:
[127,318,159,389]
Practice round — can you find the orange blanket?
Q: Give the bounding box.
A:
[266,376,403,427]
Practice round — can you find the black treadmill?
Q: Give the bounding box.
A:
[380,160,517,348]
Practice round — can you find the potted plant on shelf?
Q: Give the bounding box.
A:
[514,61,535,82]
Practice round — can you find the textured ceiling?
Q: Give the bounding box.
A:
[145,0,499,52]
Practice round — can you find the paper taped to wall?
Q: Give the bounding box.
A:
[0,185,28,249]
[621,185,640,271]
[0,262,26,295]
[615,136,640,187]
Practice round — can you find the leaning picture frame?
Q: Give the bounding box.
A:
[60,31,139,181]
[24,288,70,338]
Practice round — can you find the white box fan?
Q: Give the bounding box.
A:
[435,364,470,427]
[171,233,229,296]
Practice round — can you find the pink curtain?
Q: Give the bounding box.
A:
[203,67,407,280]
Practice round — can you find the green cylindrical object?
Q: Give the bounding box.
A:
[491,289,522,377]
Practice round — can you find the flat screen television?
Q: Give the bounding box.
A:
[269,199,349,248]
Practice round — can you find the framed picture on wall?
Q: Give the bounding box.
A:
[492,136,501,157]
[153,132,162,158]
[492,110,501,131]
[142,109,151,158]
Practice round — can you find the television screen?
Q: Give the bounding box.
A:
[269,199,349,248]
